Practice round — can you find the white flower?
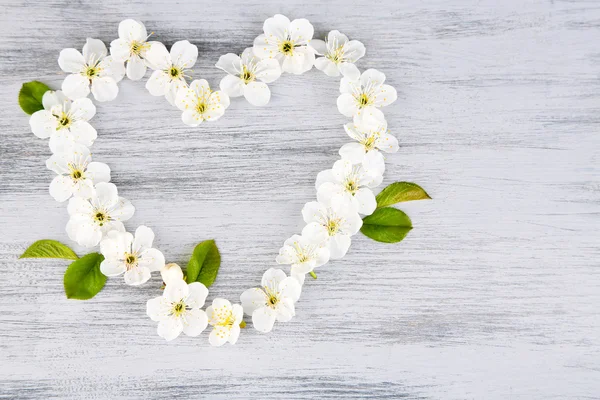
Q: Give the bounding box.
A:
[240,268,301,333]
[276,234,330,275]
[337,69,397,124]
[29,90,97,153]
[206,298,244,346]
[110,19,156,81]
[216,48,281,106]
[174,79,230,126]
[310,30,365,80]
[253,14,315,75]
[66,182,135,247]
[59,38,125,102]
[45,143,110,202]
[146,279,209,341]
[161,263,184,285]
[99,226,165,285]
[301,198,363,259]
[145,40,197,105]
[339,119,398,164]
[315,156,384,216]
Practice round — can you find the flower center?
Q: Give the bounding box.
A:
[71,169,83,180]
[327,219,340,236]
[58,113,71,129]
[326,46,344,64]
[280,40,294,55]
[130,40,147,56]
[345,180,358,194]
[94,211,108,226]
[217,312,236,328]
[363,135,376,151]
[169,66,181,78]
[268,295,278,306]
[85,66,99,78]
[172,301,186,317]
[358,93,371,107]
[241,66,254,84]
[124,253,138,269]
[196,102,206,114]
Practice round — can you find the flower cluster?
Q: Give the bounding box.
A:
[27,15,398,345]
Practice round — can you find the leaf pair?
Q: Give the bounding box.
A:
[360,182,431,243]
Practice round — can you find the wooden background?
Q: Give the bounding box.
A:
[1,0,599,398]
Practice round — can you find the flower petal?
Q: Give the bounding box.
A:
[111,197,135,221]
[72,178,95,198]
[29,110,57,139]
[243,81,270,106]
[301,201,327,224]
[252,306,277,333]
[85,161,110,184]
[360,69,386,87]
[181,109,202,126]
[343,40,366,63]
[261,268,287,289]
[316,182,346,206]
[157,317,183,341]
[138,248,165,272]
[109,38,131,62]
[182,309,208,337]
[49,175,74,202]
[228,324,241,344]
[91,77,119,102]
[70,97,96,121]
[215,53,242,76]
[219,74,244,98]
[339,142,366,164]
[377,132,399,153]
[100,259,126,276]
[133,225,154,250]
[62,74,90,100]
[339,62,360,80]
[240,288,267,316]
[170,40,198,69]
[164,279,189,303]
[301,222,328,244]
[186,282,209,309]
[144,42,171,70]
[94,182,118,207]
[263,14,290,39]
[83,38,108,63]
[279,276,301,303]
[118,19,147,42]
[315,57,339,77]
[315,169,336,189]
[289,18,314,43]
[126,55,147,80]
[98,56,125,83]
[337,93,358,117]
[254,58,281,83]
[209,326,229,346]
[147,296,170,321]
[58,49,86,73]
[252,35,278,59]
[373,84,398,107]
[329,234,351,259]
[160,263,184,285]
[354,187,377,215]
[42,90,69,110]
[124,266,151,285]
[309,39,327,55]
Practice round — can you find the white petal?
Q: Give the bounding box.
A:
[219,75,244,98]
[147,296,170,321]
[126,55,147,80]
[72,179,94,198]
[174,86,197,111]
[228,324,241,344]
[58,49,86,73]
[253,35,279,59]
[315,57,339,77]
[70,97,96,121]
[49,175,74,202]
[261,268,287,289]
[275,298,295,322]
[254,58,281,83]
[215,53,242,75]
[42,90,68,110]
[164,279,189,303]
[329,234,351,259]
[243,81,270,106]
[182,309,208,337]
[99,230,130,262]
[67,196,93,215]
[170,40,198,69]
[109,38,131,62]
[339,62,360,80]
[309,39,327,55]
[337,93,358,117]
[374,84,398,107]
[118,19,147,42]
[377,132,399,153]
[289,18,314,43]
[240,288,267,316]
[144,42,171,70]
[360,69,386,87]
[314,247,330,268]
[275,245,296,265]
[354,106,385,125]
[263,14,290,39]
[67,120,97,147]
[181,109,202,126]
[94,182,118,206]
[315,169,336,189]
[301,222,328,244]
[339,76,358,94]
[85,161,110,184]
[279,276,301,303]
[110,197,135,221]
[343,40,366,63]
[133,225,154,250]
[124,266,151,285]
[317,182,346,206]
[160,263,184,285]
[138,248,165,272]
[83,38,107,63]
[98,56,125,83]
[157,317,183,341]
[332,159,353,182]
[186,282,209,309]
[91,77,119,102]
[62,74,90,100]
[301,201,327,223]
[66,215,102,247]
[100,259,126,276]
[209,326,229,346]
[339,142,367,164]
[354,188,377,215]
[29,110,57,139]
[252,306,277,333]
[328,30,349,48]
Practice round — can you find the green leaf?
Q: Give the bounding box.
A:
[376,182,431,208]
[63,253,107,300]
[20,239,78,260]
[361,207,413,243]
[186,240,221,287]
[19,81,51,115]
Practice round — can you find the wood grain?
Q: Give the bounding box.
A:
[1,0,599,398]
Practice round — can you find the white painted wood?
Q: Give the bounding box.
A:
[1,0,599,398]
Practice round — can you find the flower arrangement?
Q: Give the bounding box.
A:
[18,15,431,345]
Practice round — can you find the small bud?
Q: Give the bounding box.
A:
[160,263,184,285]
